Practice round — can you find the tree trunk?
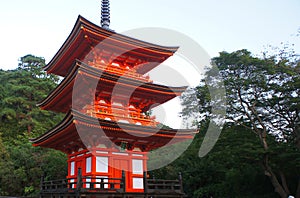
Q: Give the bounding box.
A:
[261,129,268,150]
[259,129,288,198]
[263,155,288,198]
[279,171,290,195]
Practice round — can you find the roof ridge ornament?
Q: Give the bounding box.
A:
[101,0,110,29]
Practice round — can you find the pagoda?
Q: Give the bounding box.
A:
[31,1,197,197]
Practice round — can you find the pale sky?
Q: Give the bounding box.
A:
[0,0,299,70]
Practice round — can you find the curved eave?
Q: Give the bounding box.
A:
[30,111,75,146]
[37,62,80,112]
[44,15,179,77]
[30,110,197,153]
[38,61,188,113]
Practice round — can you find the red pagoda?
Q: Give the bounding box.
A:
[31,1,197,197]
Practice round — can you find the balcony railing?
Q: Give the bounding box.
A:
[84,104,158,127]
[40,169,184,198]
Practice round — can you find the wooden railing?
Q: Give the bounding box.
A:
[147,179,182,192]
[41,169,125,193]
[84,104,158,126]
[41,179,68,193]
[143,172,183,194]
[40,169,184,197]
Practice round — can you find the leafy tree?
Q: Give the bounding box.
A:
[0,135,67,196]
[152,125,282,198]
[181,49,300,197]
[0,55,66,196]
[0,55,61,139]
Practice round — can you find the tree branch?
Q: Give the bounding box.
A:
[279,170,291,195]
[263,155,288,198]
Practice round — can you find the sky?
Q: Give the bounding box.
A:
[0,0,299,128]
[0,0,299,71]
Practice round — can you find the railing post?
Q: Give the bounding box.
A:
[153,174,157,190]
[121,170,126,192]
[100,178,104,189]
[40,176,44,198]
[76,168,82,198]
[143,171,148,195]
[178,172,183,193]
[40,175,44,190]
[63,179,67,190]
[111,181,115,190]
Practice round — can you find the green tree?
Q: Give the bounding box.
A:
[0,55,66,196]
[0,135,67,196]
[152,125,281,198]
[0,55,61,139]
[181,49,300,197]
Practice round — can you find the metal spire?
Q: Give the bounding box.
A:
[101,0,110,29]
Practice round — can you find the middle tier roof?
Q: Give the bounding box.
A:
[38,60,188,113]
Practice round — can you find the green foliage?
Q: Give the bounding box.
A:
[160,125,299,198]
[0,55,62,139]
[180,48,300,197]
[211,49,299,146]
[0,136,67,197]
[152,125,281,198]
[1,50,299,197]
[0,55,66,196]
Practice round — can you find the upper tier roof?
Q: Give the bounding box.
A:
[38,60,188,113]
[30,110,197,153]
[44,15,179,77]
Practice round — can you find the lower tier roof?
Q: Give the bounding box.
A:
[30,110,197,154]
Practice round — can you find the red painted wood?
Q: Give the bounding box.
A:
[66,148,147,192]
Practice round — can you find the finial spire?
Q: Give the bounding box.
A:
[101,0,110,29]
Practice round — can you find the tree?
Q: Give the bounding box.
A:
[181,49,300,197]
[0,135,67,196]
[0,55,61,138]
[0,55,66,196]
[152,125,281,198]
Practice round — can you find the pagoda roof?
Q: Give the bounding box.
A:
[38,60,187,113]
[30,110,197,153]
[44,15,179,77]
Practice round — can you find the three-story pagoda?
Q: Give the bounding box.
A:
[31,1,197,197]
